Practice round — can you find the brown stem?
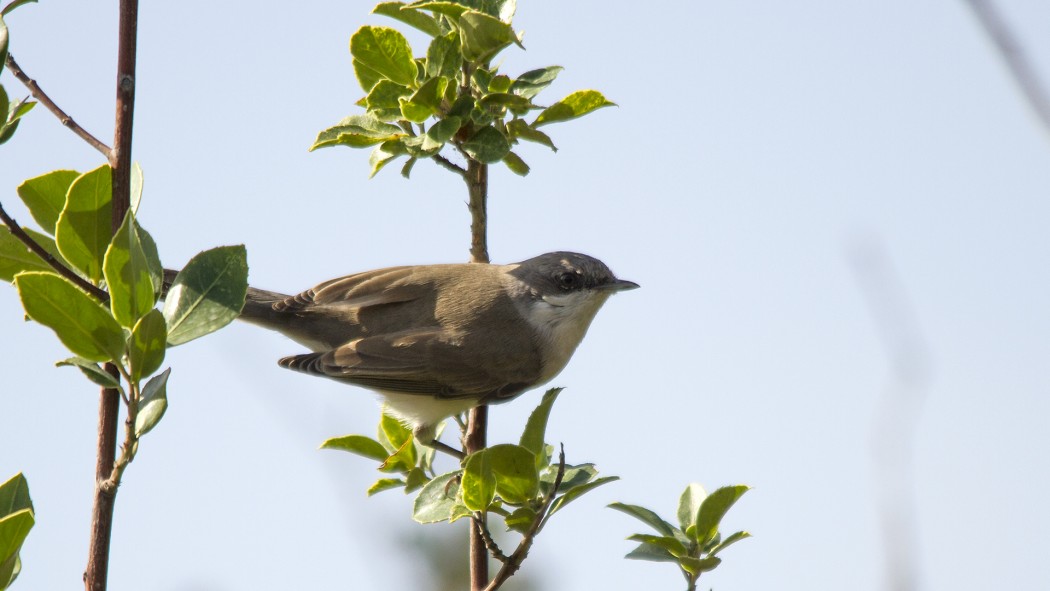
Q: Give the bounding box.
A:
[466,159,489,264]
[431,152,468,177]
[84,2,138,590]
[465,405,489,591]
[0,202,109,302]
[4,54,113,158]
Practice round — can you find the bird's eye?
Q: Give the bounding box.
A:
[557,272,579,289]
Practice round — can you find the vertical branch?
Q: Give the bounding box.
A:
[85,1,138,590]
[464,155,490,591]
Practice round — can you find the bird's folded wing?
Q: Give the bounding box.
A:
[278,329,535,400]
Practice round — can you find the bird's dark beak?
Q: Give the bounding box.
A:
[600,279,639,292]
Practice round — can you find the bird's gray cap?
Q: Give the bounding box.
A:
[508,251,639,294]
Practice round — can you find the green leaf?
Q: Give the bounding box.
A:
[128,309,166,382]
[311,114,404,151]
[510,66,562,99]
[134,368,169,437]
[104,212,162,327]
[129,162,144,215]
[502,151,529,176]
[400,157,417,178]
[367,478,405,496]
[549,475,618,516]
[378,411,416,472]
[369,140,409,178]
[372,2,445,37]
[0,552,19,589]
[409,75,448,113]
[534,90,615,127]
[365,79,412,121]
[461,449,496,511]
[405,1,470,22]
[519,388,559,458]
[0,14,7,69]
[505,506,535,533]
[678,555,721,576]
[542,463,596,490]
[506,119,556,151]
[488,74,511,93]
[413,470,461,523]
[320,434,389,462]
[0,227,52,281]
[458,11,517,63]
[709,530,751,556]
[54,165,113,283]
[479,92,533,113]
[16,169,80,235]
[624,541,678,563]
[677,483,706,532]
[426,116,462,144]
[694,485,749,545]
[399,97,432,123]
[15,272,124,361]
[404,467,429,493]
[350,26,418,88]
[0,474,32,518]
[487,444,538,504]
[56,357,122,390]
[0,509,33,571]
[608,502,677,537]
[1,0,37,17]
[162,245,248,346]
[425,32,462,79]
[627,533,688,558]
[461,125,510,163]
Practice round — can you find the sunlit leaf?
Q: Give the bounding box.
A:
[15,272,124,361]
[162,245,247,346]
[534,90,615,127]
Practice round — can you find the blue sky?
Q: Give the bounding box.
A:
[2,1,1049,589]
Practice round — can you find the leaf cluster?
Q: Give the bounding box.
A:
[0,473,33,590]
[311,0,614,178]
[0,3,38,146]
[322,389,617,553]
[610,484,750,589]
[0,164,248,454]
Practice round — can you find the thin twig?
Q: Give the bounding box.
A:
[473,516,509,563]
[963,0,1050,135]
[0,201,109,302]
[431,152,468,177]
[482,446,567,591]
[4,54,113,157]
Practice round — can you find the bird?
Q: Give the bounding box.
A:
[235,251,637,454]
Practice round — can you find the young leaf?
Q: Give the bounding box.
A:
[369,140,409,178]
[608,502,677,537]
[548,475,619,516]
[461,449,496,511]
[677,483,706,532]
[487,444,538,504]
[0,509,33,570]
[426,116,462,144]
[506,119,556,151]
[534,90,615,127]
[542,462,596,490]
[311,115,404,150]
[678,555,721,576]
[461,125,510,163]
[709,530,751,556]
[378,411,416,472]
[104,212,162,327]
[134,368,170,437]
[0,14,7,67]
[694,485,750,545]
[54,165,113,283]
[368,478,405,496]
[413,470,461,523]
[502,151,529,176]
[163,245,248,346]
[505,506,536,533]
[56,357,122,390]
[425,32,462,79]
[365,79,413,118]
[15,272,124,362]
[626,533,688,558]
[15,169,80,235]
[510,66,562,99]
[0,474,32,518]
[372,2,444,37]
[518,388,560,457]
[128,309,166,382]
[350,26,418,88]
[458,10,517,63]
[320,434,389,462]
[404,467,429,493]
[405,1,470,22]
[0,227,53,281]
[624,541,677,563]
[1,0,37,17]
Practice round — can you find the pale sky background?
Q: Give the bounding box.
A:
[2,1,1049,590]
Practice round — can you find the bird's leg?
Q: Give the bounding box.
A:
[414,424,466,460]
